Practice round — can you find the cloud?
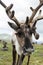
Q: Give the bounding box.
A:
[36,20,43,33]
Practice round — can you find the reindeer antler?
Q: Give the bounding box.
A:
[0,0,20,27]
[39,0,43,3]
[32,10,43,27]
[0,0,43,27]
[29,0,43,24]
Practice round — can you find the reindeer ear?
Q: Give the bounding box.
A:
[34,32,39,40]
[8,22,19,31]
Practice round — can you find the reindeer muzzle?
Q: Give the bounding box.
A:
[23,47,34,55]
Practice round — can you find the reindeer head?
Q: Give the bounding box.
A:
[8,16,39,54]
[0,0,43,55]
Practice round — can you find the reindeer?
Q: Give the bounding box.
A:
[0,0,43,65]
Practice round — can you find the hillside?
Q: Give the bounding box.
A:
[0,34,12,41]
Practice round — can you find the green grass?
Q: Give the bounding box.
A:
[0,42,43,65]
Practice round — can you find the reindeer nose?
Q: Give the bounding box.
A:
[26,48,34,52]
[23,47,34,55]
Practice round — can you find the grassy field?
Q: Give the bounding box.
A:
[0,42,43,65]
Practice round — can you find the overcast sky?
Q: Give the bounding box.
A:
[0,0,43,42]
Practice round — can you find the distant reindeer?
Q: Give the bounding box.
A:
[0,0,43,65]
[2,41,8,51]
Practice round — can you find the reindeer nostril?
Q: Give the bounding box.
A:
[31,45,33,49]
[23,47,26,53]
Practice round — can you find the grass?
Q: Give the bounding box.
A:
[0,42,43,65]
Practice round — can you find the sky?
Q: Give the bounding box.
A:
[0,0,43,43]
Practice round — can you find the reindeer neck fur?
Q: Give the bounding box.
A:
[12,34,23,55]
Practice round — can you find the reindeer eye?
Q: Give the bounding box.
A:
[28,25,30,28]
[18,31,22,35]
[17,30,25,37]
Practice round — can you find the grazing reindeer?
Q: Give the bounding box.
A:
[0,0,43,65]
